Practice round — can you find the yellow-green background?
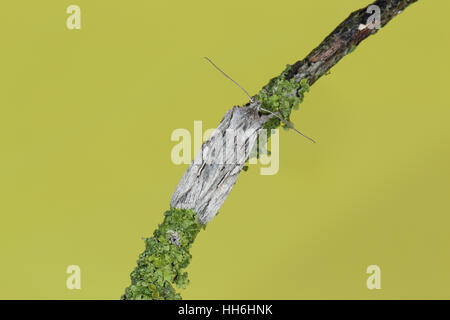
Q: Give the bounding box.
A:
[0,0,449,299]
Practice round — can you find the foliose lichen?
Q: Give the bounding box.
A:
[256,64,310,133]
[244,64,311,168]
[122,208,205,300]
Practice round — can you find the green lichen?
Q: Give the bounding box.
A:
[245,65,310,166]
[256,64,310,133]
[122,208,205,300]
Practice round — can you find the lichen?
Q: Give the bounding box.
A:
[256,64,310,133]
[122,208,205,300]
[245,64,311,166]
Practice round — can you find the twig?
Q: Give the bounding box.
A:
[123,0,419,300]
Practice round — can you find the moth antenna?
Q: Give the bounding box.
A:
[259,107,316,144]
[204,57,315,143]
[204,57,253,102]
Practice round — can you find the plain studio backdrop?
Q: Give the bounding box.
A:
[0,0,449,299]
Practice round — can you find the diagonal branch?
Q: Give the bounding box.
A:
[170,0,418,225]
[123,0,419,300]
